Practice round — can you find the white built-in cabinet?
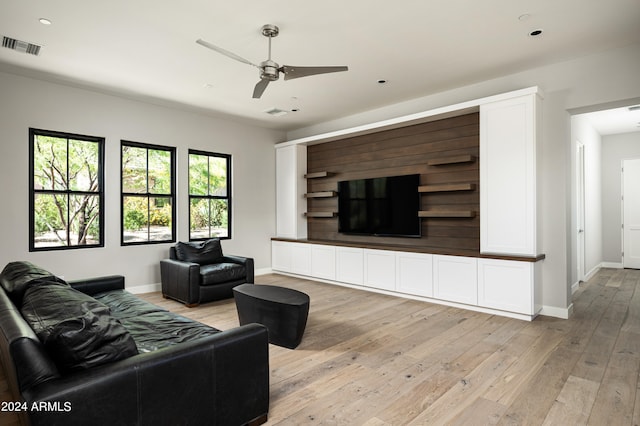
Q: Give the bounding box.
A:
[311,245,336,280]
[275,144,307,239]
[336,247,364,285]
[272,241,541,320]
[272,87,544,321]
[480,93,541,256]
[396,252,433,297]
[477,258,542,315]
[363,249,396,291]
[433,255,478,305]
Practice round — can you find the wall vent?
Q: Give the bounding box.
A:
[263,108,288,117]
[2,36,41,56]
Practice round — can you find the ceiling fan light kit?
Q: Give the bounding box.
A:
[197,24,348,99]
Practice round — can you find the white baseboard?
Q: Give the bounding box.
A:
[127,283,161,294]
[571,281,581,294]
[255,267,273,276]
[539,303,573,319]
[601,262,623,269]
[584,265,600,281]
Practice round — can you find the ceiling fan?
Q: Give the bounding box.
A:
[196,24,348,99]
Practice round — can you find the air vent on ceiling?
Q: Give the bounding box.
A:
[263,108,288,117]
[2,36,41,56]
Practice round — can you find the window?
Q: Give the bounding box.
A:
[29,128,104,251]
[121,141,176,245]
[188,150,231,240]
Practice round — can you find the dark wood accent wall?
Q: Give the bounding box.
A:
[306,112,480,253]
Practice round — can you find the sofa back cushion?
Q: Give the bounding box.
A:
[174,239,223,265]
[21,281,138,372]
[0,261,68,306]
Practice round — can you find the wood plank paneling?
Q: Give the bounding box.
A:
[307,113,480,253]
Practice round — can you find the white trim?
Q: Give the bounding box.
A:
[584,264,600,282]
[277,86,542,148]
[540,303,573,319]
[127,283,161,294]
[601,262,623,269]
[255,267,273,276]
[571,281,581,294]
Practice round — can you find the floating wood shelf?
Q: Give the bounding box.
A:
[304,191,337,198]
[304,212,337,218]
[304,171,333,179]
[418,210,476,218]
[418,183,476,193]
[427,155,476,166]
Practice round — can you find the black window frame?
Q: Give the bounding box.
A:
[29,128,105,252]
[121,140,177,246]
[188,149,232,241]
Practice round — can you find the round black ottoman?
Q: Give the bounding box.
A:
[233,284,310,349]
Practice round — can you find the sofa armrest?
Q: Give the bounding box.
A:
[22,323,269,426]
[68,275,124,296]
[222,255,255,283]
[160,259,200,305]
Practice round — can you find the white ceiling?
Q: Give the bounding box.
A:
[1,1,640,132]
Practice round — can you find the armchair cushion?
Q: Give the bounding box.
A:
[200,263,247,286]
[174,239,223,266]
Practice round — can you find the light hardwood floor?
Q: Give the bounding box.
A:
[1,268,639,425]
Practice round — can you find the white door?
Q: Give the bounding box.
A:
[623,158,640,269]
[576,142,585,280]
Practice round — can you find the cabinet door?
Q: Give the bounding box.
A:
[480,94,539,256]
[311,244,336,280]
[275,145,307,239]
[396,252,433,297]
[336,247,364,285]
[272,241,293,272]
[364,249,396,291]
[291,243,312,276]
[433,255,477,305]
[478,259,534,314]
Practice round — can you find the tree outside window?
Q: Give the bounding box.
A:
[121,141,175,245]
[188,150,231,240]
[30,129,104,251]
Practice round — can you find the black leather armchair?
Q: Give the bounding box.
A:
[160,239,254,307]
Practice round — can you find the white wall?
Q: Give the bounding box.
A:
[0,71,284,291]
[286,43,640,316]
[601,131,640,264]
[570,115,602,284]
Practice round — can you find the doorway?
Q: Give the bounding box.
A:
[622,158,640,269]
[576,142,585,280]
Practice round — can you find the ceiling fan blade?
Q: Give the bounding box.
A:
[253,78,270,98]
[281,65,348,81]
[196,39,258,68]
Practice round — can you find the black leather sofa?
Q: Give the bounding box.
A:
[160,239,254,306]
[0,261,269,426]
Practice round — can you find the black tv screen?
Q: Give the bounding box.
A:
[338,174,421,237]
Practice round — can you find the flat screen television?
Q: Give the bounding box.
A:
[338,174,421,237]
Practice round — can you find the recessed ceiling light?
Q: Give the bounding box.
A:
[528,29,543,37]
[291,108,300,112]
[518,14,531,22]
[377,79,388,84]
[39,18,52,25]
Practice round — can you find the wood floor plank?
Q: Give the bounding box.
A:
[541,375,600,426]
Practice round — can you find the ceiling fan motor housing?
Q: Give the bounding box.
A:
[260,60,280,81]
